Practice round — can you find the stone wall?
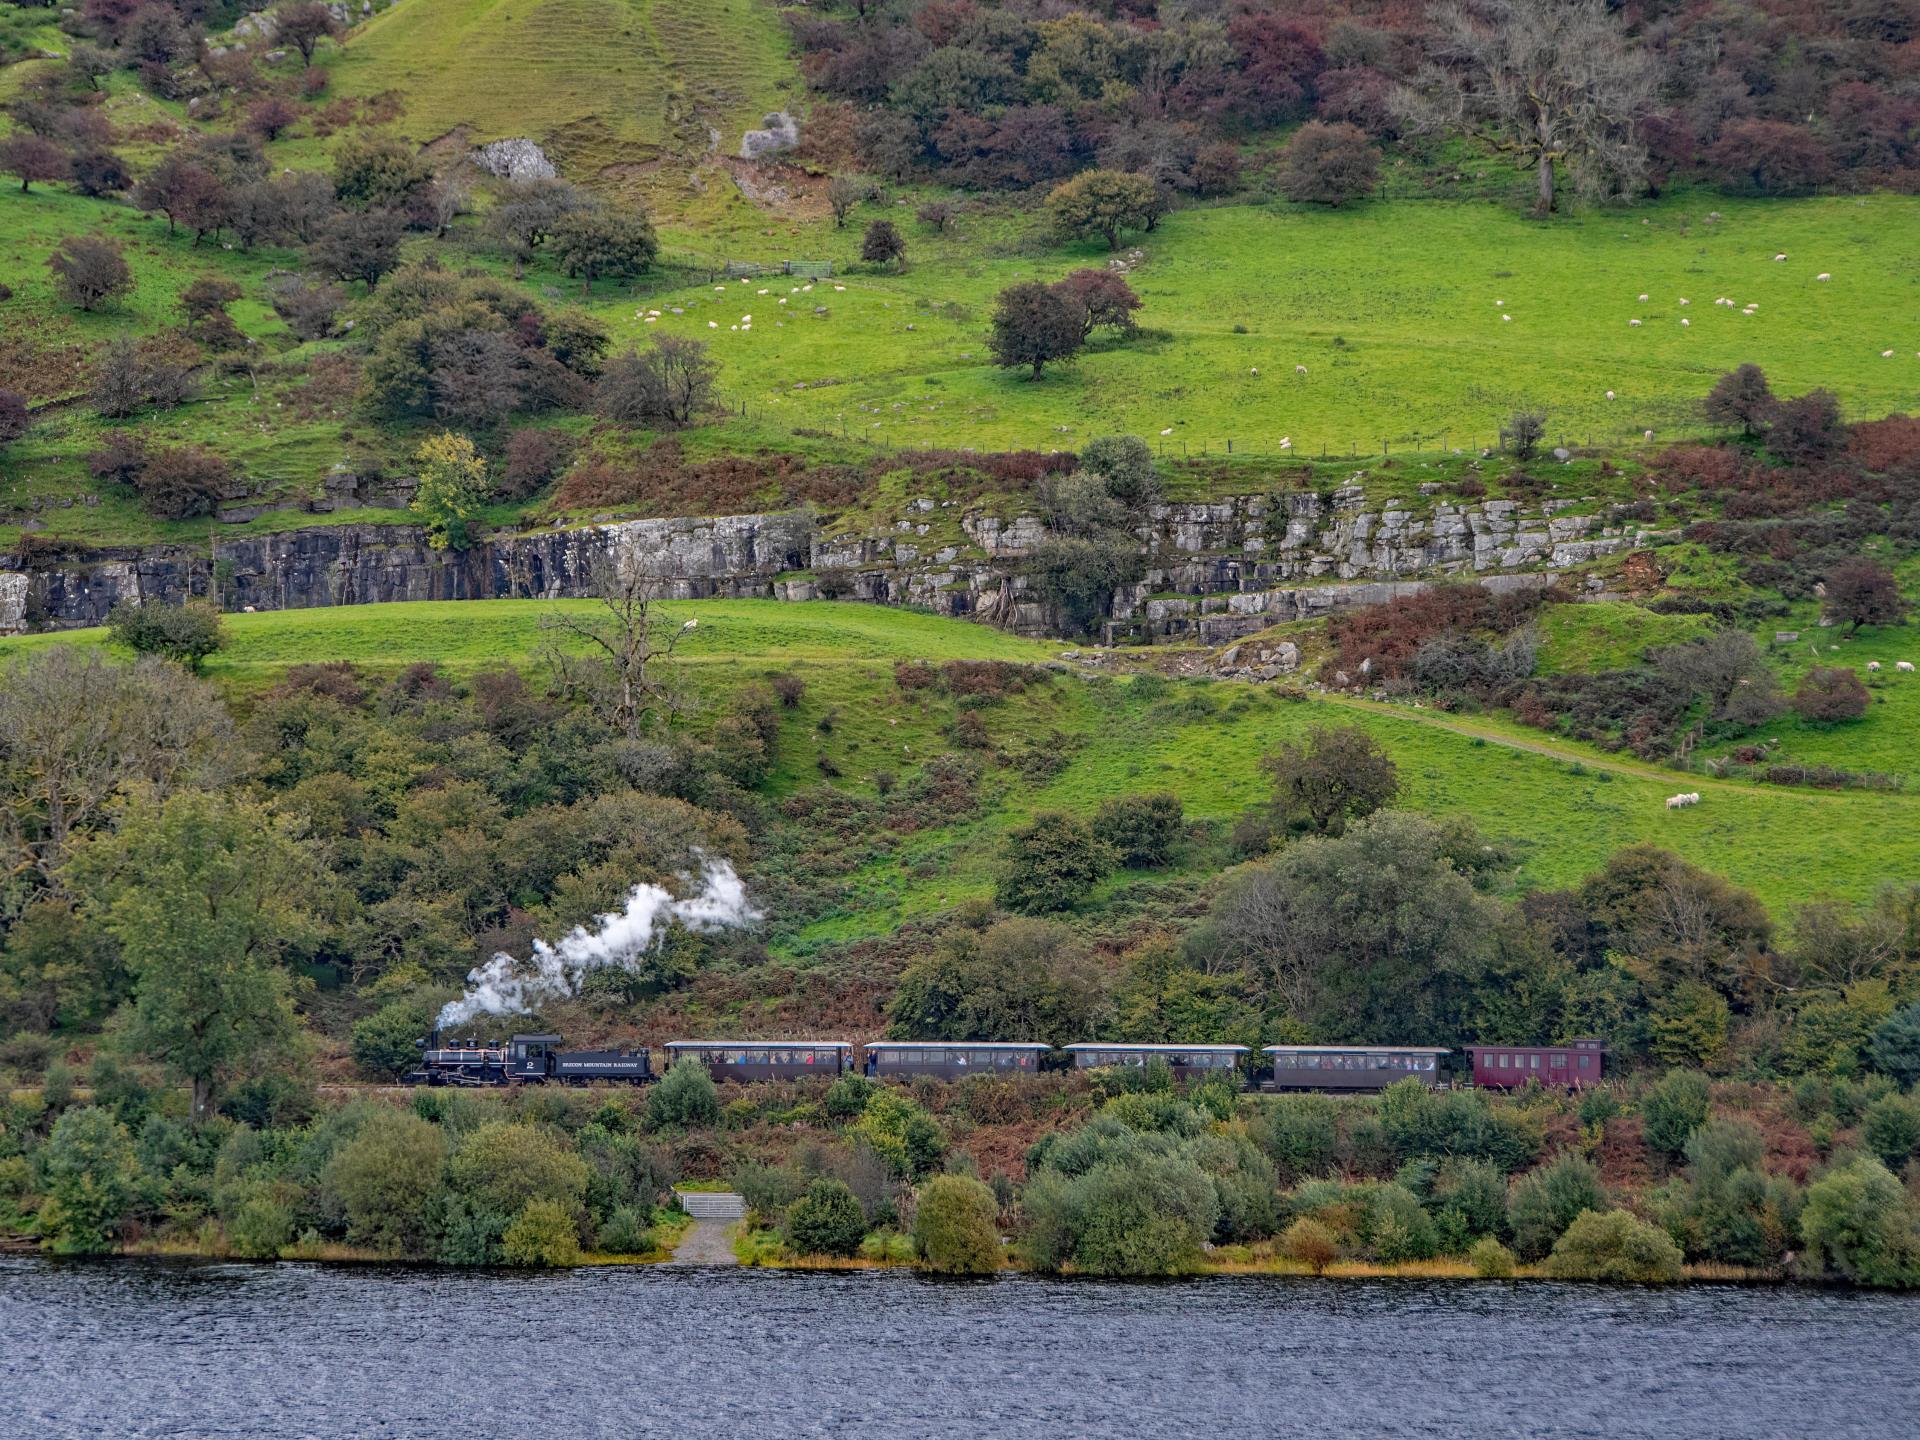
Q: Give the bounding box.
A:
[0,490,1654,641]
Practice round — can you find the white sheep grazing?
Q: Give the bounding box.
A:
[1644,429,1655,440]
[1899,661,1916,673]
[1816,272,1832,281]
[1502,314,1512,322]
[1774,253,1787,261]
[1681,318,1690,327]
[1638,293,1650,301]
[1884,350,1896,358]
[1629,318,1643,327]
[1295,364,1308,377]
[1678,298,1690,306]
[1868,661,1882,672]
[1605,390,1616,400]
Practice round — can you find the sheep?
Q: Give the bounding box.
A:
[1279,436,1293,450]
[1884,350,1896,358]
[1816,272,1831,281]
[1250,367,1259,375]
[1680,318,1690,327]
[1678,298,1690,306]
[1774,253,1787,261]
[1868,661,1882,672]
[1638,292,1650,301]
[1160,427,1173,436]
[1605,390,1616,400]
[1644,429,1655,440]
[1899,661,1916,673]
[1295,364,1308,377]
[1502,314,1512,322]
[1665,792,1702,809]
[1629,318,1643,327]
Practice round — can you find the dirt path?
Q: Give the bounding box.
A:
[667,1219,739,1266]
[1313,691,1914,805]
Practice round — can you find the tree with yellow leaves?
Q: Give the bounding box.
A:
[411,431,488,550]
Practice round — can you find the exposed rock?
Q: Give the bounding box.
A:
[740,112,800,161]
[473,139,556,181]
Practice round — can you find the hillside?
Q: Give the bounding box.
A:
[326,0,799,179]
[8,596,1919,935]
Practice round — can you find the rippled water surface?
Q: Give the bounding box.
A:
[4,1257,1916,1439]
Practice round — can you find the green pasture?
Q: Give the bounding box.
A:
[593,192,1920,454]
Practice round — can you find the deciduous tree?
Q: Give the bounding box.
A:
[988,281,1083,379]
[64,788,327,1120]
[1398,0,1657,217]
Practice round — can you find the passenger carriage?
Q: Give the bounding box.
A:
[863,1041,1051,1080]
[1466,1038,1607,1090]
[1262,1045,1452,1093]
[1062,1043,1250,1083]
[663,1040,853,1082]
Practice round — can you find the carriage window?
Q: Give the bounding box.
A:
[1579,1056,1593,1069]
[1550,1054,1567,1068]
[1529,1054,1540,1069]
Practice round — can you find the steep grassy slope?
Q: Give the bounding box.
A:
[9,599,1917,936]
[326,0,798,174]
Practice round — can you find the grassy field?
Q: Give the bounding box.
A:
[10,598,1917,938]
[605,192,1920,454]
[325,0,799,176]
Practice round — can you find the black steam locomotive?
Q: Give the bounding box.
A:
[404,1031,654,1088]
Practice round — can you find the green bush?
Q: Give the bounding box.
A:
[350,1000,433,1080]
[449,1122,589,1218]
[1860,1094,1920,1171]
[437,1197,510,1266]
[1431,1157,1510,1249]
[1869,1002,1920,1087]
[1508,1153,1607,1262]
[1641,1070,1712,1161]
[1545,1209,1685,1283]
[1364,1182,1438,1263]
[228,1190,296,1260]
[1023,1149,1220,1277]
[1469,1236,1517,1277]
[1799,1156,1920,1287]
[1281,1216,1340,1274]
[35,1106,139,1255]
[324,1108,448,1255]
[107,600,226,671]
[1093,792,1183,868]
[853,1089,946,1180]
[996,811,1115,914]
[596,1204,655,1255]
[647,1057,720,1130]
[501,1198,582,1266]
[784,1178,869,1257]
[912,1174,1002,1274]
[823,1073,874,1122]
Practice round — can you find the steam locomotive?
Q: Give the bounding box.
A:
[404,1031,654,1087]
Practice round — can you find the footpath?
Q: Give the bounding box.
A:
[668,1191,743,1266]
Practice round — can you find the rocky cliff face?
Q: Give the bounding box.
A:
[0,489,1652,641]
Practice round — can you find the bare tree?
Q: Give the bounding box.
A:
[540,558,695,738]
[0,648,231,887]
[1398,0,1657,217]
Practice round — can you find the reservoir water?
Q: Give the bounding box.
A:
[4,1256,1914,1438]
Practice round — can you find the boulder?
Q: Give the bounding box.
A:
[740,111,799,161]
[474,139,557,181]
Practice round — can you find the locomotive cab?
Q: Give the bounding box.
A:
[508,1033,562,1082]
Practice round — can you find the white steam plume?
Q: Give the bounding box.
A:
[436,855,757,1030]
